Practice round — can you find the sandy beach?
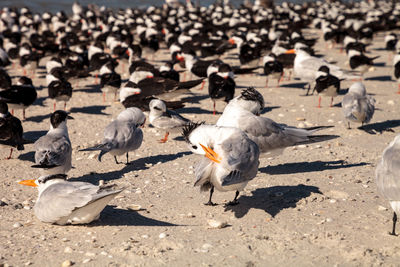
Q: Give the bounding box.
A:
[0,28,399,267]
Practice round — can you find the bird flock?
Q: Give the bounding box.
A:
[0,0,399,236]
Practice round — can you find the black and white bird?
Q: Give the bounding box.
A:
[0,102,24,159]
[79,108,145,164]
[99,62,121,102]
[18,174,123,225]
[263,54,284,88]
[47,68,73,111]
[0,77,37,119]
[312,66,341,107]
[32,110,73,175]
[348,49,379,77]
[393,53,400,94]
[207,63,235,115]
[149,99,190,143]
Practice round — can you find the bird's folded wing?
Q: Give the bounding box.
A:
[376,147,400,201]
[34,135,71,166]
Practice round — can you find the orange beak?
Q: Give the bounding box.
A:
[223,76,228,79]
[176,55,184,62]
[200,144,221,163]
[146,75,153,79]
[125,50,130,56]
[228,38,235,45]
[18,179,37,187]
[285,49,296,54]
[162,28,166,35]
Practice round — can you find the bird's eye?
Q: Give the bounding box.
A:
[192,145,198,150]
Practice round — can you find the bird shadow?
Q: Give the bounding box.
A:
[179,106,215,115]
[90,205,180,226]
[74,84,101,94]
[358,120,400,134]
[71,151,191,183]
[32,96,47,107]
[17,151,35,162]
[279,82,308,89]
[69,105,109,116]
[373,62,386,67]
[224,184,322,218]
[24,113,51,123]
[260,160,369,175]
[181,94,209,104]
[24,130,47,141]
[364,75,393,81]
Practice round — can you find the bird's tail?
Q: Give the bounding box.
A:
[79,143,110,162]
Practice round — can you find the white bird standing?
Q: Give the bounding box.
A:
[342,82,375,129]
[79,107,145,164]
[32,110,73,175]
[182,122,260,206]
[376,134,400,235]
[18,174,123,225]
[149,99,190,143]
[217,87,336,157]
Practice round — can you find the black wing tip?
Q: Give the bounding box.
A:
[304,125,334,131]
[182,121,205,143]
[31,164,60,169]
[239,87,264,107]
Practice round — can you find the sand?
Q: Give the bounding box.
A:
[0,29,399,267]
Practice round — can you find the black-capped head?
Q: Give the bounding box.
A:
[318,65,330,74]
[182,121,205,143]
[50,110,72,129]
[239,87,264,108]
[0,101,8,115]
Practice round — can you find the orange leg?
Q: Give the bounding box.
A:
[397,83,400,94]
[200,80,205,90]
[95,74,99,85]
[265,78,269,88]
[330,97,334,107]
[102,92,106,103]
[159,132,169,143]
[317,96,322,108]
[11,109,14,116]
[64,102,67,111]
[53,101,56,112]
[6,148,13,160]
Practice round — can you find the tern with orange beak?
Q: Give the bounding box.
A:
[79,107,145,164]
[18,174,123,225]
[182,122,259,206]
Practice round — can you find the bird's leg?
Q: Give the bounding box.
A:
[102,92,106,103]
[23,109,26,120]
[265,78,268,88]
[347,121,351,129]
[64,102,67,111]
[159,132,169,143]
[287,70,292,81]
[213,101,216,115]
[114,92,117,102]
[114,156,120,164]
[306,84,311,96]
[330,97,334,107]
[95,74,99,85]
[23,68,27,76]
[397,83,400,94]
[53,101,56,112]
[11,109,14,116]
[204,186,216,206]
[125,153,130,165]
[278,73,284,86]
[6,148,13,160]
[317,96,322,108]
[226,191,240,206]
[200,80,205,90]
[390,212,398,236]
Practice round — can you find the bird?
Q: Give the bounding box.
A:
[375,134,400,236]
[217,87,337,157]
[149,99,190,143]
[47,68,73,111]
[0,77,37,119]
[79,107,145,164]
[182,122,260,206]
[99,62,121,102]
[348,49,379,77]
[263,54,284,88]
[207,63,235,115]
[32,110,73,175]
[312,65,341,108]
[0,101,25,159]
[18,174,123,225]
[342,82,375,129]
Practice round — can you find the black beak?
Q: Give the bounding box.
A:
[67,115,74,120]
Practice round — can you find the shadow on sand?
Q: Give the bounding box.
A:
[70,105,109,116]
[260,160,368,175]
[225,184,322,218]
[71,151,191,183]
[359,119,400,134]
